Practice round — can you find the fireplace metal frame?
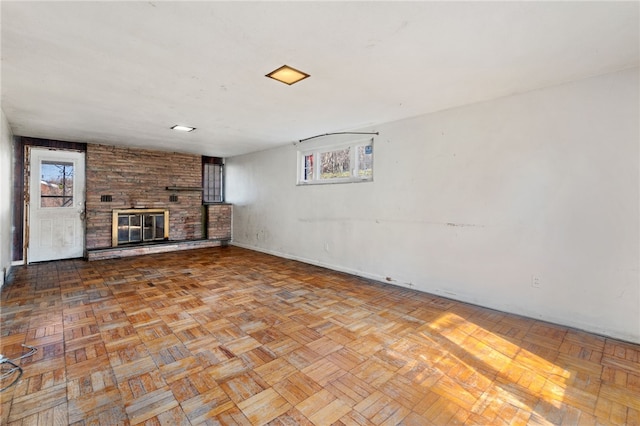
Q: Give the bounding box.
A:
[112,209,169,247]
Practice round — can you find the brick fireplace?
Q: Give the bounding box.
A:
[85,144,231,260]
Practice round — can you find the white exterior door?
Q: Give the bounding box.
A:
[28,148,85,263]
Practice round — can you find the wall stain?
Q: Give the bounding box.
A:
[446,223,484,228]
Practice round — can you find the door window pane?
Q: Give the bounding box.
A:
[40,161,74,208]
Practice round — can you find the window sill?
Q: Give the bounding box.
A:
[297,178,373,186]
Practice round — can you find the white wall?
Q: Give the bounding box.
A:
[227,68,640,344]
[0,109,14,288]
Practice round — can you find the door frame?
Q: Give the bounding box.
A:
[10,137,86,264]
[25,146,86,264]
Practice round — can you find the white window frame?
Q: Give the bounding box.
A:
[297,138,374,185]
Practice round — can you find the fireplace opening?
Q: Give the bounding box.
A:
[112,209,169,247]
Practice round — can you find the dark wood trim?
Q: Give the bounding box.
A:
[12,137,87,262]
[12,137,23,262]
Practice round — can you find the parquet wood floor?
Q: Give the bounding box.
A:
[1,247,639,425]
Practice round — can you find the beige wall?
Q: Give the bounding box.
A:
[227,68,640,343]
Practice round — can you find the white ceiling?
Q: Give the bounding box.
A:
[1,1,638,158]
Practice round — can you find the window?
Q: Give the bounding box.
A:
[40,161,74,207]
[203,157,224,203]
[298,139,373,184]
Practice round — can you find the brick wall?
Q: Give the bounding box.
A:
[86,144,204,249]
[207,204,232,240]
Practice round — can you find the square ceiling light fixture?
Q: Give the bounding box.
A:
[171,125,196,132]
[266,65,310,85]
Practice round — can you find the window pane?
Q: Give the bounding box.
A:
[213,164,222,201]
[203,162,223,203]
[204,165,212,201]
[357,145,373,178]
[40,161,74,208]
[320,148,350,179]
[303,154,314,181]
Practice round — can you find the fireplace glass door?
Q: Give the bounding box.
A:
[113,209,169,246]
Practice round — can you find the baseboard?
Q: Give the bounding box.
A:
[230,242,395,286]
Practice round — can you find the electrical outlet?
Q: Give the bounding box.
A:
[531,275,541,288]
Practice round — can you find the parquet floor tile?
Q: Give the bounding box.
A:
[2,246,640,425]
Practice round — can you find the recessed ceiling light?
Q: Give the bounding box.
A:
[171,125,196,132]
[266,65,310,85]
